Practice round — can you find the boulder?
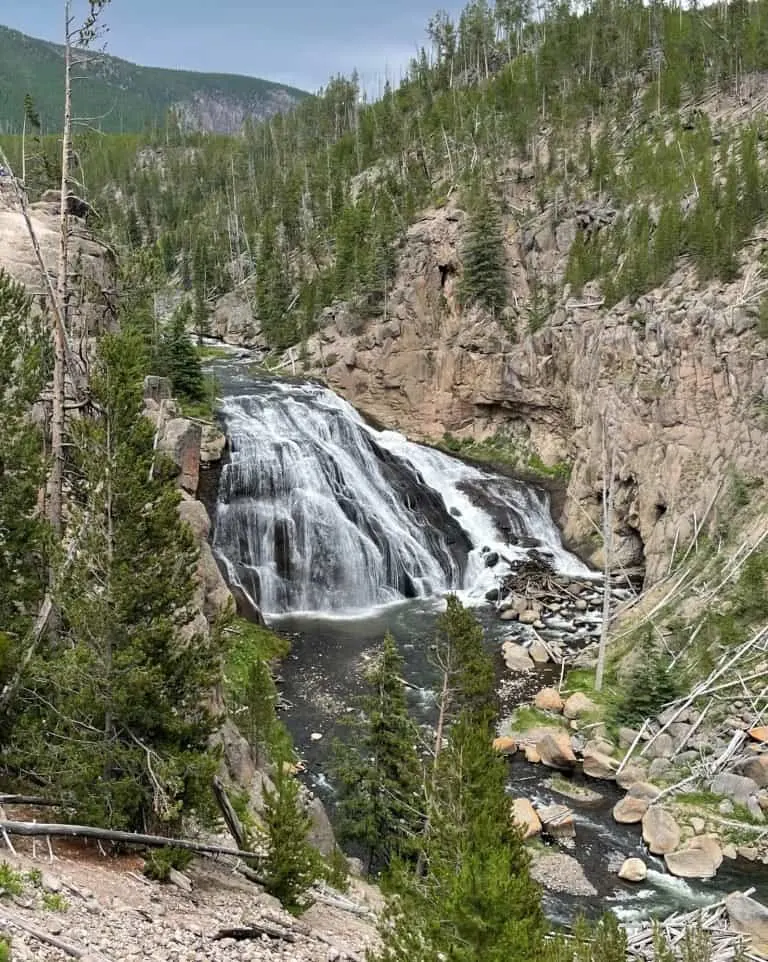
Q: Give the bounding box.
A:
[619,727,641,749]
[534,687,564,712]
[618,857,647,882]
[525,745,541,764]
[529,640,550,664]
[664,836,723,879]
[201,424,227,464]
[749,727,768,743]
[710,773,761,805]
[613,795,650,824]
[519,609,540,625]
[627,781,662,802]
[144,375,172,403]
[583,749,618,780]
[642,806,681,855]
[511,798,542,838]
[616,763,648,790]
[484,551,500,568]
[178,498,211,541]
[500,608,519,621]
[736,754,768,788]
[726,892,768,956]
[645,732,674,759]
[537,732,577,770]
[537,803,576,839]
[502,641,534,672]
[648,758,673,780]
[492,736,517,755]
[563,692,597,720]
[158,417,202,494]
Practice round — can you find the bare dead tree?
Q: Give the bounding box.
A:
[595,409,617,692]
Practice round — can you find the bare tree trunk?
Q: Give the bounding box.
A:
[595,415,616,692]
[48,0,74,542]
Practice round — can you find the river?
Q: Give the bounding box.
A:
[206,353,768,922]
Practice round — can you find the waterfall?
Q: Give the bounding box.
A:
[213,376,590,616]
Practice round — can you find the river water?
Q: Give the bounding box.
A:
[207,354,768,922]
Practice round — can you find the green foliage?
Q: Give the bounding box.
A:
[333,633,423,874]
[0,271,49,655]
[224,619,293,765]
[5,327,223,833]
[260,767,320,913]
[155,303,206,403]
[460,186,507,315]
[322,846,350,893]
[41,891,69,912]
[608,630,682,728]
[0,863,24,897]
[435,594,496,719]
[142,847,194,882]
[0,23,307,135]
[0,936,9,962]
[545,914,627,962]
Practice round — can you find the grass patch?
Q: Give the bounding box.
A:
[196,345,232,362]
[437,432,571,480]
[41,892,69,912]
[143,847,194,883]
[0,863,24,897]
[675,790,722,808]
[508,705,565,732]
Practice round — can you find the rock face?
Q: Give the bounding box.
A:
[211,291,266,348]
[158,418,203,494]
[0,182,116,339]
[299,187,768,584]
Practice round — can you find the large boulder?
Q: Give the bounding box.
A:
[158,417,202,494]
[644,732,674,760]
[642,806,681,855]
[492,736,517,755]
[537,803,576,839]
[726,891,768,955]
[502,640,534,671]
[537,732,577,769]
[511,798,542,838]
[664,836,723,879]
[711,773,761,805]
[618,857,647,882]
[563,692,597,720]
[534,687,564,712]
[201,423,227,464]
[582,748,618,780]
[612,784,660,825]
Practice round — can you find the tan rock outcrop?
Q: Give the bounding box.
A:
[299,191,768,584]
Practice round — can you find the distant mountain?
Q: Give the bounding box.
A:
[0,24,309,135]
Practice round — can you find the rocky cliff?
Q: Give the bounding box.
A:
[299,90,768,585]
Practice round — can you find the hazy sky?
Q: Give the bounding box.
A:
[3,0,465,93]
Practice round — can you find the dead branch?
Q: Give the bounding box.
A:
[0,905,113,960]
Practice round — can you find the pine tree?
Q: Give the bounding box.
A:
[434,594,496,725]
[333,633,423,874]
[460,187,507,316]
[6,327,222,831]
[0,272,49,715]
[261,767,320,913]
[374,602,546,962]
[155,303,205,403]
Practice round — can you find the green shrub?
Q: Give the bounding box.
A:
[608,631,682,728]
[0,863,24,897]
[142,847,194,882]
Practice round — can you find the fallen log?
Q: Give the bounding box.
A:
[0,905,113,960]
[212,775,248,850]
[0,795,60,807]
[213,922,297,942]
[0,819,262,862]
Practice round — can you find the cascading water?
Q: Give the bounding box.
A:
[212,374,591,616]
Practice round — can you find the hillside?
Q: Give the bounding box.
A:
[0,24,308,134]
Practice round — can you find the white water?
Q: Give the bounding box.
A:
[213,375,590,617]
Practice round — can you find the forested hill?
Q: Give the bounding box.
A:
[0,24,308,135]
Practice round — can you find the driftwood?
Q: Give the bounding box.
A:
[212,775,248,850]
[0,905,113,960]
[213,922,297,942]
[0,819,262,862]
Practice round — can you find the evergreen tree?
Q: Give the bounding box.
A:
[374,601,545,962]
[460,187,507,316]
[155,303,205,403]
[261,767,320,913]
[0,271,49,713]
[333,633,423,874]
[7,327,222,831]
[434,594,496,724]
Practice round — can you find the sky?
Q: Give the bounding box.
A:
[3,0,466,94]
